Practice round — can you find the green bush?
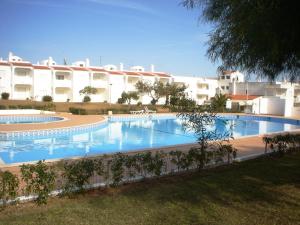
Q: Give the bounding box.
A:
[83,96,91,103]
[8,105,18,109]
[20,160,55,205]
[62,159,95,194]
[17,105,33,109]
[42,95,53,102]
[69,107,87,115]
[0,171,19,206]
[110,153,125,186]
[0,105,6,110]
[1,92,9,100]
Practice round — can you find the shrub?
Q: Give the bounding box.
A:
[215,142,237,164]
[69,107,87,115]
[0,171,19,206]
[83,96,91,103]
[0,105,6,110]
[169,150,193,172]
[8,105,18,109]
[42,95,53,102]
[62,159,95,194]
[1,92,9,100]
[137,101,142,106]
[17,105,33,109]
[20,160,55,205]
[110,153,125,186]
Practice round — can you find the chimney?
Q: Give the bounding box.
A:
[120,63,124,71]
[86,58,90,67]
[150,64,155,72]
[8,52,13,61]
[48,57,53,66]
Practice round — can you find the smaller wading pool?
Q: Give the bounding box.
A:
[0,116,64,124]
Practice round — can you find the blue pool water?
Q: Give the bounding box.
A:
[0,115,299,164]
[0,116,63,124]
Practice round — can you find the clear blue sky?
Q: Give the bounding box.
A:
[0,0,219,76]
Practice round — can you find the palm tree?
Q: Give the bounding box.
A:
[211,93,228,112]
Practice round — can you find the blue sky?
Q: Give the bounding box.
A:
[0,0,219,76]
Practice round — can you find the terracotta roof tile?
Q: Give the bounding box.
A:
[51,66,72,71]
[0,62,10,66]
[154,72,171,78]
[89,67,107,72]
[70,66,89,71]
[11,62,33,67]
[107,71,124,75]
[124,71,141,76]
[228,95,260,100]
[33,65,50,70]
[139,72,155,76]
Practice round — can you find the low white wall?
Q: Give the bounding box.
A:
[291,107,300,117]
[257,97,285,116]
[0,109,55,115]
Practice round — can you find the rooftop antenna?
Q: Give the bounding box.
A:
[63,58,67,65]
[99,56,102,66]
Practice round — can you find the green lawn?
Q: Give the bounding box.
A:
[1,153,300,225]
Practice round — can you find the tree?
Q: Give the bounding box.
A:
[164,82,187,105]
[211,93,228,112]
[182,0,300,81]
[79,86,97,96]
[79,86,97,103]
[177,106,235,169]
[117,91,139,105]
[135,80,166,105]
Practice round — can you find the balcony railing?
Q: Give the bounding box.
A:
[92,80,108,88]
[197,89,210,95]
[54,80,72,87]
[14,76,33,85]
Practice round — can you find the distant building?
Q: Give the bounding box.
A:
[0,52,299,117]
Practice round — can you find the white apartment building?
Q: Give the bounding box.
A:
[0,53,174,104]
[0,52,299,117]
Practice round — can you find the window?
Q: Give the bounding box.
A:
[226,75,230,79]
[221,76,225,79]
[56,75,64,80]
[221,86,225,90]
[226,86,229,90]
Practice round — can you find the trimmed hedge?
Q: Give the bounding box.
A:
[69,107,87,115]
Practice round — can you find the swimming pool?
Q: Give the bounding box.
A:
[0,115,299,164]
[0,116,63,124]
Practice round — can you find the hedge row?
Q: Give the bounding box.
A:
[263,133,300,155]
[0,142,236,206]
[0,103,56,111]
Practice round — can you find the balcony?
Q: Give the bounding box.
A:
[54,79,72,87]
[197,89,210,95]
[14,76,33,85]
[92,80,108,88]
[127,84,137,91]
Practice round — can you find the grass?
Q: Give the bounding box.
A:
[0,153,300,225]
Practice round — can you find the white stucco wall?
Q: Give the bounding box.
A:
[33,69,52,101]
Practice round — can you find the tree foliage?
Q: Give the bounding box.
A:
[182,0,300,81]
[20,160,55,205]
[79,86,97,95]
[135,80,166,105]
[211,93,228,112]
[117,91,139,105]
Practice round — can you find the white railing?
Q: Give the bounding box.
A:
[14,76,33,85]
[54,80,72,87]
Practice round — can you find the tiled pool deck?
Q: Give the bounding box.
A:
[0,113,299,170]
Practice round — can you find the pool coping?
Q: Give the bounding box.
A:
[0,113,300,168]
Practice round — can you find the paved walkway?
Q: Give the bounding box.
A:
[0,113,105,132]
